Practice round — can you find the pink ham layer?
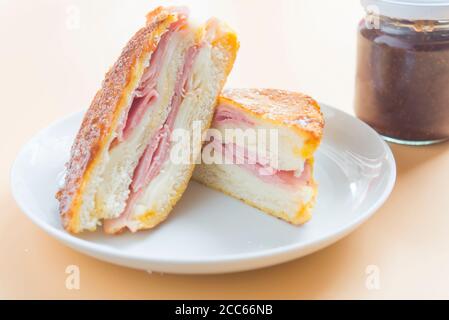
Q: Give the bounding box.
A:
[213,104,255,127]
[113,17,188,144]
[103,27,202,233]
[210,105,313,187]
[208,139,312,187]
[130,44,200,193]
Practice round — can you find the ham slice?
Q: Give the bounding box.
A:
[130,126,170,192]
[130,45,201,193]
[210,104,312,186]
[103,42,202,233]
[213,105,255,126]
[210,138,312,187]
[113,17,188,145]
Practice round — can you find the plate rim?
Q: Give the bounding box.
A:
[10,104,396,268]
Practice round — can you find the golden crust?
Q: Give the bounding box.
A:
[220,88,324,142]
[56,7,184,232]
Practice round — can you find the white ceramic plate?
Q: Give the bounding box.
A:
[11,104,396,274]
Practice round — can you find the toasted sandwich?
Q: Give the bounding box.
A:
[57,7,239,234]
[194,89,324,225]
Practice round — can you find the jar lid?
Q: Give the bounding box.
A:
[361,0,449,21]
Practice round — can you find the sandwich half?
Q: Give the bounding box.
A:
[193,89,324,225]
[56,7,239,234]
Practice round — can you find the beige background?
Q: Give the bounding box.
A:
[1,0,449,299]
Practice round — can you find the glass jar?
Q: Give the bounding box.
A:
[355,0,449,145]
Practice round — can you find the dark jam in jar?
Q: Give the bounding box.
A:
[355,17,449,144]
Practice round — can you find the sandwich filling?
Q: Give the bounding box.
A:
[208,139,313,187]
[208,104,313,189]
[103,22,204,232]
[113,17,188,146]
